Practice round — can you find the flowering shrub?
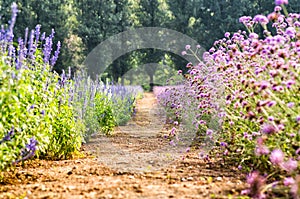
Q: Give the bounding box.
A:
[0,3,84,170]
[0,3,144,170]
[159,1,299,198]
[72,73,143,139]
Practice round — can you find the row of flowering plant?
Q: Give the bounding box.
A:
[0,3,143,171]
[72,72,143,140]
[158,1,299,198]
[0,3,84,170]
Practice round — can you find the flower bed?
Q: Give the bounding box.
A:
[158,1,300,198]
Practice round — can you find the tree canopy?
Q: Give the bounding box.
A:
[1,0,299,85]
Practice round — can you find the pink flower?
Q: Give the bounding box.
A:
[284,177,295,186]
[270,149,285,165]
[261,123,277,134]
[249,33,259,39]
[185,45,191,50]
[253,15,269,25]
[281,159,298,173]
[255,145,270,156]
[206,129,213,136]
[274,6,282,11]
[287,102,295,108]
[239,16,252,24]
[285,27,296,38]
[275,0,288,5]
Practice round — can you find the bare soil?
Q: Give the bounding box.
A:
[0,93,246,199]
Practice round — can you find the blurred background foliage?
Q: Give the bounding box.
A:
[1,0,299,88]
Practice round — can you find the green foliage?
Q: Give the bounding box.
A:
[0,50,83,170]
[72,73,142,139]
[94,92,116,135]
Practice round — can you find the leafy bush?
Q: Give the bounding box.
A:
[0,3,83,170]
[72,73,143,139]
[94,92,115,134]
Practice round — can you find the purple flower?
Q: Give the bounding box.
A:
[274,6,282,12]
[261,123,277,134]
[291,175,300,198]
[287,102,295,108]
[185,45,191,50]
[169,140,176,146]
[206,129,213,136]
[268,116,275,121]
[281,159,298,173]
[253,15,269,25]
[245,171,266,198]
[296,116,300,123]
[255,145,270,156]
[50,41,61,66]
[239,16,252,24]
[7,2,18,39]
[26,138,38,152]
[270,149,285,165]
[224,32,230,38]
[259,81,269,90]
[249,33,259,39]
[275,0,288,5]
[14,137,38,165]
[35,24,41,44]
[0,127,14,144]
[220,142,228,147]
[170,127,176,136]
[181,51,187,56]
[286,80,295,89]
[238,165,242,170]
[284,177,295,186]
[267,101,277,107]
[285,27,296,38]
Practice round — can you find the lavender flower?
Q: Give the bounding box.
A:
[0,127,14,144]
[7,2,18,40]
[35,24,41,44]
[14,137,38,165]
[50,41,61,66]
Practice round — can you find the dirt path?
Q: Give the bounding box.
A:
[0,93,246,199]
